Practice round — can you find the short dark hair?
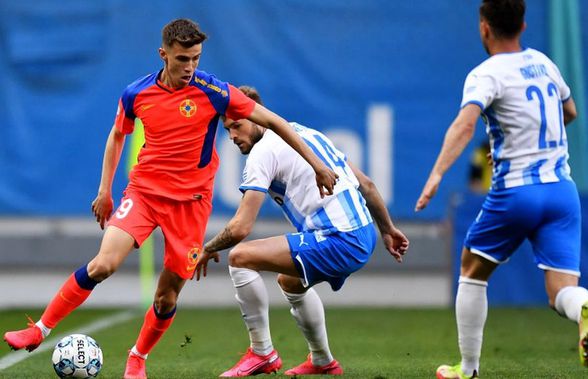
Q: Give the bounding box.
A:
[239,86,263,105]
[220,86,263,122]
[162,19,207,48]
[479,0,525,39]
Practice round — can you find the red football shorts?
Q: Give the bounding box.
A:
[107,189,212,279]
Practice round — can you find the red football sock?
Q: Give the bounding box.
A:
[40,274,93,328]
[135,305,176,355]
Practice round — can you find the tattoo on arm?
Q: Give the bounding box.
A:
[205,226,239,253]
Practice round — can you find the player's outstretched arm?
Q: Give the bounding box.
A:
[195,190,265,280]
[348,162,409,262]
[91,125,126,229]
[247,104,338,198]
[415,104,480,212]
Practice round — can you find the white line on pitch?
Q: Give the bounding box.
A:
[0,310,137,371]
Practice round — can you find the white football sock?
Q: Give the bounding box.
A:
[456,276,488,377]
[554,286,588,323]
[229,266,274,356]
[35,320,51,338]
[282,288,333,366]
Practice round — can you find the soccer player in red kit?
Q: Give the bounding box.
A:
[3,19,337,379]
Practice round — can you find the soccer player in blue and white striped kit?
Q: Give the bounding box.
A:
[416,1,588,378]
[195,86,409,377]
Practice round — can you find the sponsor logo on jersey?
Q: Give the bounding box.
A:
[298,233,309,247]
[194,77,228,97]
[180,99,197,117]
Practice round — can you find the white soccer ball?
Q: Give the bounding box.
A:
[51,334,103,378]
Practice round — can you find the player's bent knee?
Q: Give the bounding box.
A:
[86,259,118,281]
[228,246,253,269]
[154,295,177,314]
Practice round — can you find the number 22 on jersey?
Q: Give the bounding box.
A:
[526,82,565,150]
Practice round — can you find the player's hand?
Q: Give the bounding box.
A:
[382,227,409,263]
[315,166,339,198]
[195,249,220,281]
[91,192,114,230]
[415,173,442,212]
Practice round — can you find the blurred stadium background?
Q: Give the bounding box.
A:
[0,0,587,312]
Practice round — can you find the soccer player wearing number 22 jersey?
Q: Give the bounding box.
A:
[416,1,587,378]
[3,19,337,379]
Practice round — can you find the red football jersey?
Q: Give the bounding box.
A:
[114,69,255,201]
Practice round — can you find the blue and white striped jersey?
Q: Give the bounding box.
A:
[239,123,373,234]
[461,48,572,190]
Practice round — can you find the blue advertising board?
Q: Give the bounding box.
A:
[1,0,583,221]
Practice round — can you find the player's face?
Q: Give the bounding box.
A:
[224,118,264,154]
[159,42,202,89]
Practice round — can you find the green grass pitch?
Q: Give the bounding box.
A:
[0,307,585,378]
